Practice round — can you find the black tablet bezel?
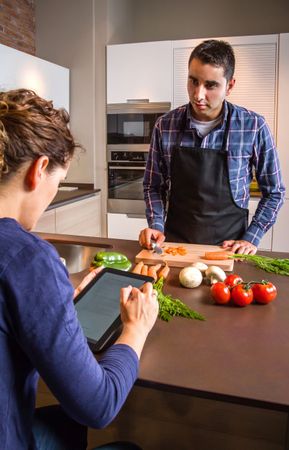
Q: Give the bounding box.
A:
[74,267,154,353]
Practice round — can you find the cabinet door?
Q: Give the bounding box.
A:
[107,213,147,240]
[107,41,172,104]
[56,195,101,237]
[277,33,289,197]
[248,200,272,251]
[272,199,289,252]
[33,209,56,233]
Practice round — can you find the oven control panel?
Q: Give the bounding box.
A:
[109,151,148,162]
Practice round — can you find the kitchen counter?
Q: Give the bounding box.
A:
[48,183,101,210]
[37,232,289,415]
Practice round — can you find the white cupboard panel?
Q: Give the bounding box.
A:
[107,41,172,104]
[248,199,272,251]
[276,33,289,198]
[107,213,147,240]
[272,199,289,252]
[33,209,56,233]
[56,195,101,237]
[0,43,69,111]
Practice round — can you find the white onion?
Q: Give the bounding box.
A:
[179,266,203,288]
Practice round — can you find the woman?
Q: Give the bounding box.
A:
[0,89,158,450]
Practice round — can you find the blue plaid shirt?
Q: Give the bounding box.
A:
[143,101,285,246]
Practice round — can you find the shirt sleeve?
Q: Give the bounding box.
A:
[242,119,285,246]
[4,240,139,428]
[143,118,167,231]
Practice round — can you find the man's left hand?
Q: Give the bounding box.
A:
[222,239,257,255]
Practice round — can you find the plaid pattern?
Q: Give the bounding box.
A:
[143,101,285,246]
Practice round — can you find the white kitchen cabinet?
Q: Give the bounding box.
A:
[276,33,289,197]
[34,194,101,237]
[0,43,69,111]
[248,199,272,251]
[272,199,289,252]
[107,213,147,240]
[107,41,172,104]
[56,195,101,237]
[33,209,56,233]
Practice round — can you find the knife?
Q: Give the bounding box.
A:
[151,240,163,255]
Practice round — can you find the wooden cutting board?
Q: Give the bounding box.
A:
[135,242,234,271]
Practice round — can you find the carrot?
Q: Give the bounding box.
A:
[204,251,231,260]
[132,261,144,274]
[177,246,187,255]
[158,263,170,280]
[148,263,162,282]
[141,264,148,276]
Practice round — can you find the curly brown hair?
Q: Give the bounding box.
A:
[0,89,81,181]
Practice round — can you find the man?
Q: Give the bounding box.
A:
[139,39,285,255]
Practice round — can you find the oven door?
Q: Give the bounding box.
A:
[108,162,146,215]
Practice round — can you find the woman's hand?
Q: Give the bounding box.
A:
[73,267,103,300]
[115,282,159,358]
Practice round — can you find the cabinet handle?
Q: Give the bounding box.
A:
[126,214,146,219]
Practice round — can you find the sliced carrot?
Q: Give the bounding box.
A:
[177,247,187,255]
[204,251,231,260]
[141,264,148,276]
[158,263,170,280]
[132,261,144,274]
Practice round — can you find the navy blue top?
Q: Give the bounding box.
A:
[0,218,138,450]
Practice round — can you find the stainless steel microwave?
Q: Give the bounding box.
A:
[107,100,171,151]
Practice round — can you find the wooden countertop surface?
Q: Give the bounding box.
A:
[37,232,289,412]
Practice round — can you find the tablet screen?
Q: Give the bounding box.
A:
[74,268,153,350]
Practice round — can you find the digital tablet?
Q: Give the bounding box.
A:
[74,267,154,353]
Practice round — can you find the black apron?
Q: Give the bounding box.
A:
[164,106,248,245]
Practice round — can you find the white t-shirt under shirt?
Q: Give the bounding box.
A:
[191,116,222,137]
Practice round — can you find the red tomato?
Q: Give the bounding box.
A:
[231,284,253,307]
[211,282,231,305]
[252,282,277,304]
[224,274,243,289]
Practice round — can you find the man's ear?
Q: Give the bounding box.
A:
[226,78,236,96]
[25,156,50,190]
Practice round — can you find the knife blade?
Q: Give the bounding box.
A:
[151,241,163,255]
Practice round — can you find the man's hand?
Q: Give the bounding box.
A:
[139,227,165,249]
[222,239,257,255]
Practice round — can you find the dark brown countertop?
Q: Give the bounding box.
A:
[36,232,289,412]
[47,183,101,210]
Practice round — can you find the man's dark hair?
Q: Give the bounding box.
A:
[188,39,235,81]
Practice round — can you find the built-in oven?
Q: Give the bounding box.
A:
[107,100,171,214]
[107,100,171,149]
[107,149,148,215]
